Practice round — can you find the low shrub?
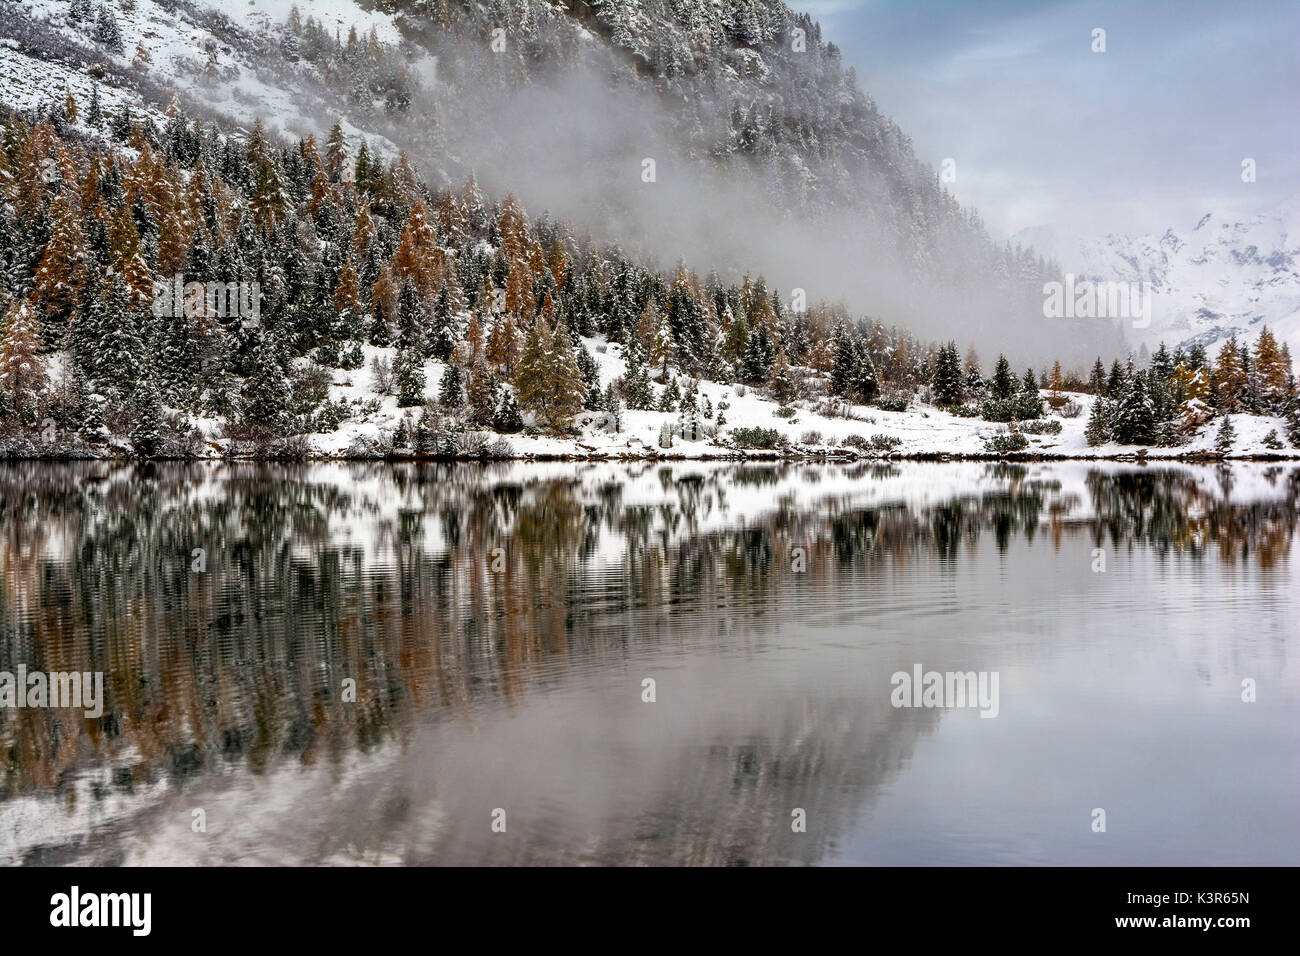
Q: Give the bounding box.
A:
[980,393,1043,422]
[983,431,1029,453]
[1020,419,1062,435]
[730,426,785,449]
[315,399,351,433]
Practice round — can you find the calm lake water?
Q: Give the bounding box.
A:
[0,460,1296,866]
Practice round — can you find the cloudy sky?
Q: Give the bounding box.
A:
[803,0,1299,243]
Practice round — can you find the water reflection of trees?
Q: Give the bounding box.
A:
[1084,467,1298,568]
[0,462,1294,855]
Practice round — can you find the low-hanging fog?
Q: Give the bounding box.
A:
[281,11,1122,368]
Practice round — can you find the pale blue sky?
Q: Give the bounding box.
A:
[803,0,1299,240]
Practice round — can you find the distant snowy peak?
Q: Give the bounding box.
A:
[1013,200,1300,362]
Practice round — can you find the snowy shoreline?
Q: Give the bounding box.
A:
[5,448,1297,463]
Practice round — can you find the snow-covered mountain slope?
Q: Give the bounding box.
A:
[0,0,1116,365]
[1015,199,1300,361]
[0,0,403,147]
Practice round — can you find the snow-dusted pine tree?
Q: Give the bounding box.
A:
[931,342,963,406]
[1112,373,1157,445]
[1215,414,1237,455]
[394,349,427,408]
[619,340,655,410]
[1084,396,1113,447]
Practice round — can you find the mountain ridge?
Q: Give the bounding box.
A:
[1013,197,1300,361]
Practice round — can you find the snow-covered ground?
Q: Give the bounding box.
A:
[210,337,1298,461]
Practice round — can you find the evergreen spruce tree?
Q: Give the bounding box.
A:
[1085,397,1113,447]
[340,340,365,370]
[1088,357,1106,395]
[515,319,547,422]
[95,277,149,401]
[396,280,427,355]
[665,273,705,375]
[429,284,460,361]
[1150,342,1173,380]
[1106,359,1126,399]
[392,411,414,450]
[1285,397,1300,448]
[931,342,963,406]
[851,339,879,403]
[157,311,202,408]
[413,403,435,455]
[658,375,681,412]
[94,5,123,51]
[86,84,103,131]
[829,323,857,399]
[742,321,774,384]
[49,358,103,437]
[1111,371,1157,445]
[72,362,105,437]
[677,390,703,441]
[542,321,587,432]
[602,383,624,433]
[110,104,133,142]
[1240,349,1259,413]
[438,363,464,410]
[242,335,291,433]
[325,123,348,182]
[991,354,1016,400]
[619,340,655,410]
[394,349,426,407]
[1214,414,1237,455]
[576,343,602,410]
[367,304,392,347]
[492,388,524,433]
[127,375,164,457]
